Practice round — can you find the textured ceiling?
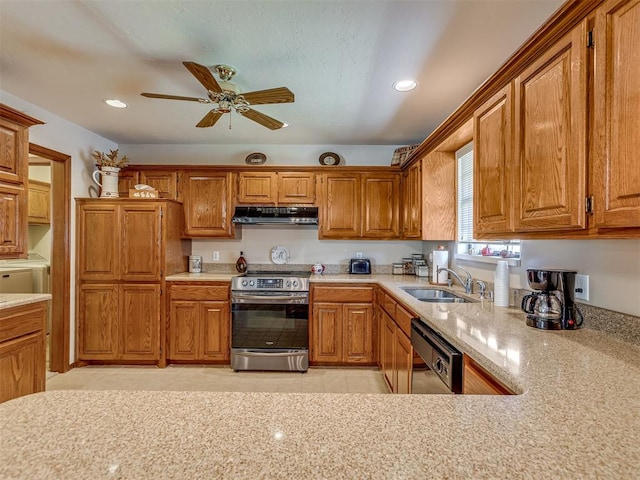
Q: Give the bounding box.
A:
[0,0,563,145]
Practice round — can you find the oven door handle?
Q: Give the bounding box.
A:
[232,293,309,302]
[234,351,307,357]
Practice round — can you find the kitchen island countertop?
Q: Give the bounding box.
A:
[1,274,639,479]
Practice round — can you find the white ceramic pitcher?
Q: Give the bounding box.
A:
[92,166,120,198]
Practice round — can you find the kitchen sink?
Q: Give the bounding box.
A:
[400,287,474,303]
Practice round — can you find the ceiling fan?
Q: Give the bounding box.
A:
[141,62,294,130]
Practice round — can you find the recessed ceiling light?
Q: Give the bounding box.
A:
[105,99,127,108]
[393,80,417,92]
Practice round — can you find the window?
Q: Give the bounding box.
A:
[455,142,520,264]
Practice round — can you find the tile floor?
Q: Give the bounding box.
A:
[46,366,390,394]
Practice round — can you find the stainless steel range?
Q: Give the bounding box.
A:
[231,271,310,372]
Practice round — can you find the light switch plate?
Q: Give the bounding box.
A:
[574,274,589,301]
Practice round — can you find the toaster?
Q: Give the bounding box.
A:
[349,258,371,274]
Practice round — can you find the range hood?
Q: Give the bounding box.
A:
[232,206,319,225]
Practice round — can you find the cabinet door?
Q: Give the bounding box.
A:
[343,303,374,364]
[422,152,456,241]
[362,174,400,238]
[118,170,139,198]
[168,301,199,360]
[401,162,422,239]
[121,204,162,281]
[201,301,230,361]
[77,284,119,360]
[237,172,277,204]
[0,184,26,258]
[120,284,160,360]
[381,312,396,392]
[319,174,361,239]
[27,180,50,224]
[474,85,514,235]
[0,333,44,403]
[77,203,120,281]
[513,22,588,231]
[395,329,413,394]
[311,303,342,363]
[277,172,316,204]
[183,173,234,237]
[0,117,28,185]
[592,0,640,228]
[139,170,178,200]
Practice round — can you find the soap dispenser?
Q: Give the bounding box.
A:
[235,251,247,273]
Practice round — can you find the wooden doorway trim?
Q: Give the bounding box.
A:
[29,143,71,373]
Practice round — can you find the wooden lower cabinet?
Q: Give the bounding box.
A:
[310,285,375,365]
[167,283,230,363]
[463,354,514,395]
[380,309,412,394]
[77,283,161,362]
[0,301,47,403]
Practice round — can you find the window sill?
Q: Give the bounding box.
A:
[454,253,521,267]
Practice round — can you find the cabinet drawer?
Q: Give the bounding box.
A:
[169,284,229,301]
[382,292,396,318]
[395,304,415,337]
[313,286,374,303]
[0,302,46,343]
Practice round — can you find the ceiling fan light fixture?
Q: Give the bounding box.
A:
[393,80,417,92]
[282,123,289,128]
[105,99,127,108]
[215,99,233,113]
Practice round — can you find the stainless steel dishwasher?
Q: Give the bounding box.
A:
[411,318,463,394]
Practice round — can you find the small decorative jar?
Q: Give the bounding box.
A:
[311,262,325,274]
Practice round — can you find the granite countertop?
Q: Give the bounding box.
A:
[1,275,639,478]
[0,293,51,310]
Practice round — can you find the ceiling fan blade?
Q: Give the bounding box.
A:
[141,92,205,102]
[183,61,222,93]
[241,87,295,105]
[196,110,223,128]
[239,108,285,130]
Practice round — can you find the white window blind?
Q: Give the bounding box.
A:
[456,143,474,242]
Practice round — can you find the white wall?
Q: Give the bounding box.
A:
[119,144,398,167]
[192,225,422,266]
[2,91,117,364]
[452,239,640,317]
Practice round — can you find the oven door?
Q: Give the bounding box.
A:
[231,292,309,371]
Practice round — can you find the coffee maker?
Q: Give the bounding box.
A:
[521,269,583,330]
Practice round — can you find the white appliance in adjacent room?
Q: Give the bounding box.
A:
[0,267,34,294]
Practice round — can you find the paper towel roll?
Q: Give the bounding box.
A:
[494,260,510,307]
[431,250,449,284]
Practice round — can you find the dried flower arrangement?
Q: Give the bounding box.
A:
[93,149,129,169]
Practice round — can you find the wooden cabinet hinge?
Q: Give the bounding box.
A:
[587,30,594,48]
[586,196,594,215]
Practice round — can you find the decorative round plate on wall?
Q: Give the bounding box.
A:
[245,152,267,165]
[270,246,290,264]
[319,152,340,166]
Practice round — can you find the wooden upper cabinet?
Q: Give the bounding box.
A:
[27,180,50,224]
[277,172,315,204]
[474,84,514,236]
[77,202,120,281]
[513,21,588,232]
[118,170,139,197]
[592,0,640,228]
[422,152,456,241]
[237,172,277,204]
[362,174,400,239]
[0,184,26,257]
[319,174,362,238]
[139,170,179,200]
[237,171,316,205]
[182,172,234,238]
[401,161,422,239]
[0,118,28,185]
[120,204,162,281]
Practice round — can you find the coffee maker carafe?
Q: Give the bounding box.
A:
[521,269,583,330]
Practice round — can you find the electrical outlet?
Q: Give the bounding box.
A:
[356,252,363,259]
[574,274,589,301]
[213,251,220,261]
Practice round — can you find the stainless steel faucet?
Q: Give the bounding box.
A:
[437,266,473,294]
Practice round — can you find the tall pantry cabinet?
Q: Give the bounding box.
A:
[76,199,189,366]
